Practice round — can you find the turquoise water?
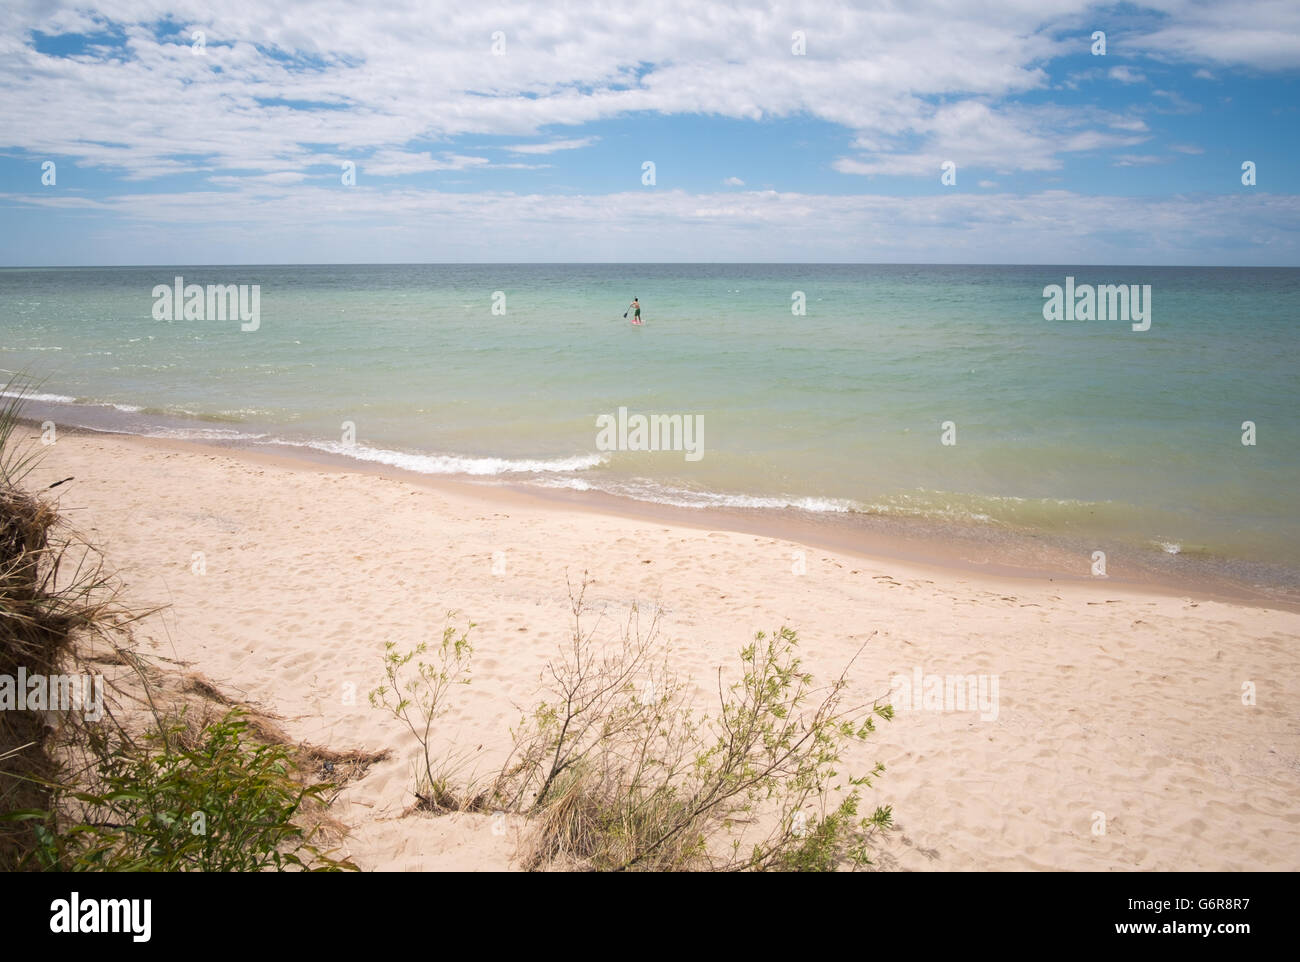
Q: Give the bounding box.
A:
[2,264,1297,575]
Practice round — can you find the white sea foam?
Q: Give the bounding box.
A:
[2,390,77,404]
[530,477,594,492]
[0,389,141,412]
[144,427,272,441]
[642,489,855,512]
[529,475,856,512]
[291,438,607,476]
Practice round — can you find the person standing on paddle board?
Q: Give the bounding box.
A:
[626,297,643,325]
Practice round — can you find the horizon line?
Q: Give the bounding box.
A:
[4,262,1299,270]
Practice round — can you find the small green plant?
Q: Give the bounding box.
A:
[368,620,485,811]
[10,710,353,871]
[773,797,894,873]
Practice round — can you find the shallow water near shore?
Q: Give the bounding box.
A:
[3,263,1298,596]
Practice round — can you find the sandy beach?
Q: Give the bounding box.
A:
[23,426,1300,872]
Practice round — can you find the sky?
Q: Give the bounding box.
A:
[0,0,1297,265]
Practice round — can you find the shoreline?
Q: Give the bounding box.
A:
[25,416,1300,614]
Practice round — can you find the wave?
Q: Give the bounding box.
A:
[4,391,607,476]
[0,389,142,413]
[284,438,608,476]
[144,427,272,441]
[528,475,857,512]
[4,389,1212,559]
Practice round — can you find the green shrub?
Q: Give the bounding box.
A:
[9,710,353,871]
[494,580,896,871]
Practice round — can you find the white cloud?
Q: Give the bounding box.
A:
[0,0,1295,265]
[361,151,490,176]
[503,137,599,154]
[1108,66,1147,84]
[723,176,745,186]
[0,0,1260,185]
[1112,154,1166,166]
[1138,2,1300,70]
[4,184,1297,265]
[835,102,1149,176]
[208,171,307,186]
[1151,88,1201,114]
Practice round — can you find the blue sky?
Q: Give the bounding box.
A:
[1,1,1297,264]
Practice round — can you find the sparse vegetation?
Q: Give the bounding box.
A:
[18,710,351,871]
[375,577,896,871]
[501,580,895,870]
[368,623,493,812]
[0,382,355,871]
